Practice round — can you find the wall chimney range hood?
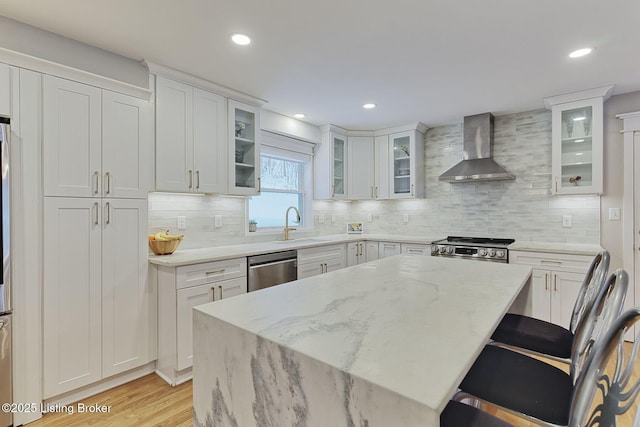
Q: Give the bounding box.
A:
[438,113,515,183]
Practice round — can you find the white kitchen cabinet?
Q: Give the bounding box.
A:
[229,99,260,195]
[365,241,380,262]
[155,76,227,193]
[510,250,593,329]
[390,130,425,199]
[297,244,346,279]
[314,126,348,200]
[347,241,367,266]
[156,258,247,385]
[347,136,375,200]
[43,75,151,198]
[43,197,150,397]
[545,86,613,195]
[0,63,10,117]
[401,243,430,255]
[374,135,390,199]
[379,241,402,258]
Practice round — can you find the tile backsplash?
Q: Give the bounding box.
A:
[149,108,599,249]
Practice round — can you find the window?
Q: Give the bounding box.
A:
[248,132,313,231]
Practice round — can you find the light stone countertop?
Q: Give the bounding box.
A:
[192,255,533,426]
[148,233,444,267]
[510,241,603,256]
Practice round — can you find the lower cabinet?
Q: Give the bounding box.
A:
[156,258,247,385]
[297,244,346,279]
[379,241,401,258]
[365,241,379,262]
[347,241,366,266]
[510,250,593,329]
[43,197,150,398]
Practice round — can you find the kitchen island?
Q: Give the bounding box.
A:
[192,255,532,426]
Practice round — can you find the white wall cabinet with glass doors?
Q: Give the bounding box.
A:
[389,129,425,199]
[315,125,348,200]
[544,86,613,195]
[229,99,261,195]
[155,75,227,194]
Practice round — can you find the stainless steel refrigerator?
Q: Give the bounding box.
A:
[0,117,11,427]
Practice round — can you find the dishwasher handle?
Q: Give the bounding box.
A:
[248,258,297,270]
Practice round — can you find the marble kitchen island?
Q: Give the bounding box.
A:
[192,255,532,427]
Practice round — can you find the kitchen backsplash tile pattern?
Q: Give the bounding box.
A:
[149,108,599,249]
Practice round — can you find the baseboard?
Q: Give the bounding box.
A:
[155,367,192,386]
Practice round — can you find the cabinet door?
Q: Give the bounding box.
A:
[193,88,227,193]
[401,243,430,255]
[348,136,375,199]
[155,76,193,192]
[43,197,102,397]
[0,63,10,117]
[176,284,215,370]
[102,199,150,377]
[229,99,260,195]
[530,269,552,322]
[325,256,347,273]
[365,241,379,262]
[297,262,324,279]
[390,131,424,199]
[347,241,363,266]
[551,97,604,195]
[43,76,102,197]
[379,242,401,258]
[102,90,151,198]
[332,134,347,199]
[550,271,584,329]
[215,276,247,300]
[374,135,390,199]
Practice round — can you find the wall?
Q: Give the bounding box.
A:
[0,16,148,88]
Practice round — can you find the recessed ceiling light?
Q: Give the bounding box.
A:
[363,103,376,109]
[573,116,587,121]
[569,48,592,58]
[575,139,585,142]
[294,113,306,119]
[230,33,251,46]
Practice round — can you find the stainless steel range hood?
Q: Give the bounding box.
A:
[438,113,515,182]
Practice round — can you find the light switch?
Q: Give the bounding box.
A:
[331,214,336,223]
[318,214,325,224]
[403,214,409,223]
[562,215,572,228]
[367,214,372,222]
[214,215,223,228]
[177,216,187,230]
[609,208,621,221]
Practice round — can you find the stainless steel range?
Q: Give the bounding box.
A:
[431,236,515,263]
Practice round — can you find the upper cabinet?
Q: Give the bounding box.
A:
[43,75,151,199]
[155,76,227,194]
[0,63,10,117]
[544,86,613,195]
[390,130,424,199]
[228,100,260,195]
[314,126,348,200]
[348,136,375,199]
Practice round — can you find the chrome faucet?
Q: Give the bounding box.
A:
[284,206,301,240]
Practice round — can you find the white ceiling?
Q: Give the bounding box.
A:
[1,0,638,130]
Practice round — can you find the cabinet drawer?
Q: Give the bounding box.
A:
[510,250,593,274]
[401,243,430,255]
[176,257,247,289]
[298,244,345,265]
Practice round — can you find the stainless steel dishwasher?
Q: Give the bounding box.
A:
[248,250,297,292]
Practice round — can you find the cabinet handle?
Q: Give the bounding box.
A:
[105,202,110,224]
[94,202,99,225]
[541,259,562,265]
[105,172,111,194]
[94,171,100,194]
[554,274,558,292]
[205,268,226,275]
[408,249,422,254]
[555,176,558,193]
[375,186,378,198]
[219,285,223,299]
[544,273,548,291]
[371,187,374,198]
[257,177,261,193]
[188,170,193,189]
[196,170,200,189]
[332,185,335,198]
[359,243,363,256]
[411,184,414,197]
[211,287,216,301]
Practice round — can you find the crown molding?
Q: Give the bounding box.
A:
[543,85,614,109]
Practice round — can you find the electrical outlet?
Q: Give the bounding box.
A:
[367,214,372,222]
[562,215,572,228]
[318,214,325,224]
[331,214,336,223]
[177,216,187,230]
[214,215,222,228]
[609,208,621,221]
[403,214,409,223]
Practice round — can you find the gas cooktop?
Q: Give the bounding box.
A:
[430,236,515,263]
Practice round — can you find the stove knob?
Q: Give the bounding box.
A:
[479,248,487,257]
[496,250,506,259]
[488,249,496,257]
[439,246,447,254]
[446,246,454,254]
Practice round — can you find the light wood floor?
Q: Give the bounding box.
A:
[26,343,639,427]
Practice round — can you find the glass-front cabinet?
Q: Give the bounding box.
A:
[389,130,424,199]
[228,99,260,195]
[546,86,613,195]
[314,125,348,200]
[332,135,346,198]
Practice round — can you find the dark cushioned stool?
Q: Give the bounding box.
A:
[441,400,512,427]
[491,313,573,358]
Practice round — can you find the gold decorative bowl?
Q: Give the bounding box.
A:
[149,238,182,255]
